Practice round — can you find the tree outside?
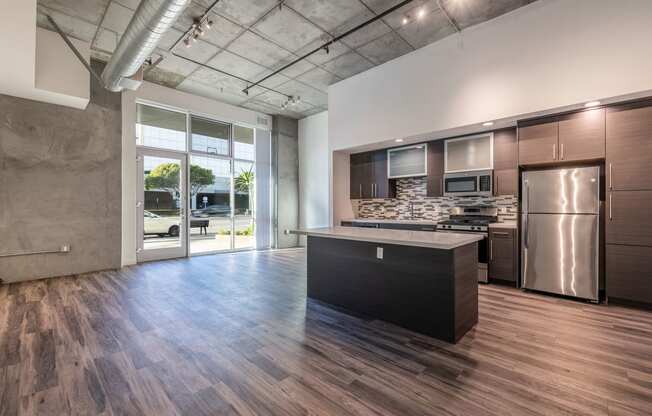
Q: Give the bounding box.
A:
[235,166,254,216]
[145,162,214,199]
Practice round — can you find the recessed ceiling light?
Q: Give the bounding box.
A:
[417,8,425,19]
[402,16,409,25]
[585,101,601,108]
[482,121,494,127]
[395,138,404,143]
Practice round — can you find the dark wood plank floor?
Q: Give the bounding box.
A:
[1,249,651,416]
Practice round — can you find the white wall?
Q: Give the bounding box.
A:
[329,0,652,152]
[121,81,272,266]
[298,112,330,240]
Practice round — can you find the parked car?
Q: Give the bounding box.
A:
[144,210,180,236]
[191,204,231,217]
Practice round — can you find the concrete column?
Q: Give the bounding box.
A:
[271,116,299,248]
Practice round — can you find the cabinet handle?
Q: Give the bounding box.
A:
[492,232,510,237]
[552,143,556,160]
[560,143,564,160]
[490,240,493,260]
[609,192,612,220]
[373,183,377,198]
[609,163,612,190]
[359,184,362,198]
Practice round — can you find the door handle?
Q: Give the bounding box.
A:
[609,163,613,190]
[490,239,493,260]
[552,143,556,160]
[560,143,564,160]
[609,192,612,220]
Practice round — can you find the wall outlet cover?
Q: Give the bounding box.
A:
[376,247,383,259]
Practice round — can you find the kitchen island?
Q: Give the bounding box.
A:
[291,227,483,343]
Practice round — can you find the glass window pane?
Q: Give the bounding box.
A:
[234,160,255,249]
[136,104,187,151]
[190,155,232,253]
[233,125,255,160]
[143,155,182,250]
[191,116,230,156]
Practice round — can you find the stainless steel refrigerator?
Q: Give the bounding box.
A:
[521,166,600,301]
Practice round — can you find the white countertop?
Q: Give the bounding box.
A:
[343,218,439,225]
[291,227,483,250]
[489,221,517,229]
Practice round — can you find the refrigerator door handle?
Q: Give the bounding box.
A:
[609,192,613,220]
[524,184,529,248]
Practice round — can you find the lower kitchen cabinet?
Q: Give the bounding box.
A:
[488,227,517,283]
[606,244,652,305]
[606,190,652,246]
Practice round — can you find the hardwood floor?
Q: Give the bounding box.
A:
[1,249,651,416]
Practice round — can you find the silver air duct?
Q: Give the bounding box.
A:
[101,0,190,92]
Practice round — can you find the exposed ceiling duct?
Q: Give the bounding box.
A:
[101,0,190,92]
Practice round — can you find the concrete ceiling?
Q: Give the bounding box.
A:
[37,0,536,119]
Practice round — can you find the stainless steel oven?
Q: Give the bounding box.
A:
[444,170,493,197]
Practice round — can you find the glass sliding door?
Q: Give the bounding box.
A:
[234,160,255,250]
[137,148,187,262]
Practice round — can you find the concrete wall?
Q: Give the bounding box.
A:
[0,60,121,283]
[272,116,299,248]
[329,0,652,152]
[298,111,329,243]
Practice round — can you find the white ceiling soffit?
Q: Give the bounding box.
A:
[0,0,90,109]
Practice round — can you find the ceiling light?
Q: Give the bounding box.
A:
[395,138,404,143]
[205,20,213,29]
[417,8,425,19]
[402,16,409,25]
[585,101,601,108]
[192,34,199,42]
[183,38,192,48]
[482,121,494,127]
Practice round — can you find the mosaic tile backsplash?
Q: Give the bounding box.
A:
[354,177,518,222]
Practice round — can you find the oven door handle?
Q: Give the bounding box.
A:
[437,229,488,237]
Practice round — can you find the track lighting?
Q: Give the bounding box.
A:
[281,95,301,110]
[184,18,214,48]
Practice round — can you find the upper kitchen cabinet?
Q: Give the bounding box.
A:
[518,109,606,165]
[350,152,372,199]
[493,128,518,196]
[518,121,558,165]
[606,103,652,191]
[558,108,605,161]
[371,150,395,198]
[388,144,428,179]
[426,140,444,197]
[350,150,395,199]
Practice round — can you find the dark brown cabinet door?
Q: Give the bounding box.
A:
[371,150,392,198]
[494,169,518,196]
[606,190,652,246]
[350,152,372,199]
[606,244,652,304]
[493,128,518,170]
[558,108,605,162]
[493,128,518,196]
[518,122,558,165]
[426,140,444,197]
[488,228,517,282]
[606,105,652,191]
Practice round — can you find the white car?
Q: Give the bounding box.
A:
[144,210,180,236]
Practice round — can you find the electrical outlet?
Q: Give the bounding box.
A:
[376,247,383,259]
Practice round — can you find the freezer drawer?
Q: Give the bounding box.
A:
[522,213,599,301]
[522,166,600,214]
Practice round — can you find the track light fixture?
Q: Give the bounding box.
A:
[280,95,301,110]
[183,17,214,48]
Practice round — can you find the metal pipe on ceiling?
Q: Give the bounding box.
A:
[101,0,191,92]
[242,0,416,95]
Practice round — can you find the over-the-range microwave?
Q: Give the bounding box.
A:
[443,170,493,197]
